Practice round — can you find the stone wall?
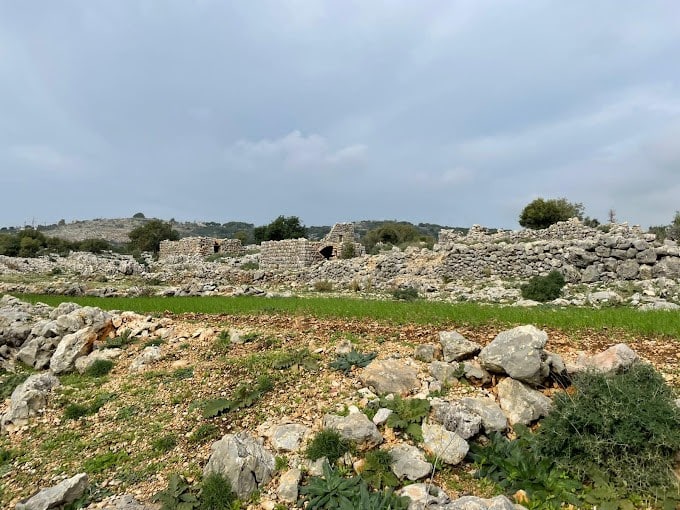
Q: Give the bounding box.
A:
[260,239,324,270]
[438,220,680,283]
[159,237,243,260]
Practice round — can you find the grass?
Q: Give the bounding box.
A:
[15,294,680,338]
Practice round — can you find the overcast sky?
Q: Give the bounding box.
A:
[1,1,679,230]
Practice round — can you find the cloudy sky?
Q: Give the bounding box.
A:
[1,1,679,230]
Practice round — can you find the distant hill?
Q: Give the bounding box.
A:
[1,217,467,245]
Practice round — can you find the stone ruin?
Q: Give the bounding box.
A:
[260,223,365,271]
[158,237,244,260]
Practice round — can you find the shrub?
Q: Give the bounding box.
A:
[520,270,565,302]
[253,215,306,243]
[199,473,237,510]
[535,363,680,495]
[152,434,178,453]
[0,371,29,400]
[392,286,419,301]
[305,429,353,464]
[84,359,114,377]
[519,197,585,229]
[340,242,356,259]
[201,375,273,418]
[128,219,179,253]
[240,261,259,270]
[313,280,333,292]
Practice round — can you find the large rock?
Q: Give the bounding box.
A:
[277,468,301,503]
[397,483,450,509]
[496,378,552,426]
[129,346,162,372]
[203,433,275,499]
[16,336,61,370]
[460,397,507,433]
[270,423,310,452]
[444,495,518,509]
[74,348,122,374]
[359,359,420,396]
[15,473,88,510]
[390,444,432,481]
[439,331,481,362]
[478,325,549,385]
[421,421,468,465]
[575,343,639,373]
[323,410,383,448]
[616,260,639,279]
[1,373,60,433]
[430,399,481,439]
[50,325,109,374]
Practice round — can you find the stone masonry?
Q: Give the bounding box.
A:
[158,237,244,260]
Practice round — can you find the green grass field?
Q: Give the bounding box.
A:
[15,294,680,338]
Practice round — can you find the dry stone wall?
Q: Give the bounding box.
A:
[260,239,324,270]
[159,237,243,260]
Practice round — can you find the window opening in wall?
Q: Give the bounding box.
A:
[319,245,334,259]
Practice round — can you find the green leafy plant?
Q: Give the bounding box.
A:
[535,363,680,500]
[102,329,134,349]
[63,392,117,420]
[520,270,565,302]
[199,472,238,510]
[271,348,319,371]
[173,367,194,380]
[329,350,377,374]
[340,242,356,259]
[391,286,419,301]
[189,423,220,444]
[468,426,582,509]
[152,434,178,453]
[153,473,199,510]
[201,375,273,418]
[83,450,129,474]
[305,429,353,464]
[84,359,114,377]
[380,396,430,442]
[360,449,398,490]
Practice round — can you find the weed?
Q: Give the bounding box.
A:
[329,349,377,373]
[240,261,259,270]
[380,396,430,442]
[152,434,178,453]
[172,367,194,380]
[153,473,199,510]
[63,403,90,420]
[102,329,134,349]
[199,472,238,510]
[305,429,353,464]
[275,455,289,471]
[189,424,220,444]
[143,337,164,348]
[83,451,129,474]
[271,348,319,371]
[361,449,398,490]
[201,375,273,418]
[84,359,114,377]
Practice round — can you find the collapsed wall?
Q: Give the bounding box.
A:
[437,219,680,283]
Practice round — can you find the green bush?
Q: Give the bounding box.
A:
[153,473,199,510]
[240,261,259,270]
[535,363,680,495]
[519,197,585,229]
[201,375,273,418]
[253,215,307,243]
[0,371,29,400]
[84,359,114,377]
[361,449,398,490]
[305,429,353,464]
[391,286,419,301]
[199,473,237,510]
[520,270,565,302]
[340,242,356,259]
[128,219,179,253]
[379,396,430,442]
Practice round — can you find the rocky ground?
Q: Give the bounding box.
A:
[1,295,678,509]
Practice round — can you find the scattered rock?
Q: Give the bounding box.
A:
[323,410,383,448]
[359,359,420,396]
[270,423,310,452]
[397,483,450,510]
[414,344,438,362]
[496,378,552,426]
[421,421,469,465]
[372,407,393,426]
[440,331,481,362]
[129,346,162,372]
[390,444,433,481]
[277,468,302,503]
[429,361,462,386]
[74,348,121,374]
[576,343,639,373]
[1,373,60,433]
[15,473,88,510]
[203,432,275,499]
[459,397,507,434]
[430,399,482,439]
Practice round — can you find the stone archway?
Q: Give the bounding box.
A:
[319,245,334,259]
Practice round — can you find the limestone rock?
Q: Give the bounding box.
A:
[414,344,438,362]
[397,483,450,510]
[98,494,151,510]
[497,378,552,426]
[478,325,549,385]
[49,327,100,374]
[460,397,507,433]
[390,444,432,481]
[445,495,518,509]
[277,468,301,503]
[440,331,481,362]
[372,407,393,426]
[323,410,383,448]
[129,346,162,372]
[270,423,310,452]
[429,361,461,385]
[576,343,639,373]
[359,359,420,396]
[421,421,468,465]
[75,348,121,374]
[1,373,60,433]
[462,361,491,384]
[15,473,88,510]
[430,399,482,439]
[204,432,275,499]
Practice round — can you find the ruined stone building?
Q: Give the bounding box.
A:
[158,237,244,260]
[259,223,365,270]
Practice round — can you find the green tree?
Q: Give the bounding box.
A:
[128,220,179,253]
[361,222,429,253]
[132,212,145,218]
[253,216,307,243]
[518,198,585,230]
[667,211,680,241]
